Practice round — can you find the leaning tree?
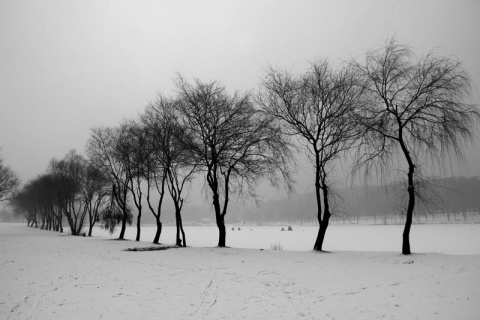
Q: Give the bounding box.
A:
[259,60,366,251]
[175,76,293,247]
[352,38,480,254]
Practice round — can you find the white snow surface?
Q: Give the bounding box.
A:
[92,223,480,255]
[1,223,479,320]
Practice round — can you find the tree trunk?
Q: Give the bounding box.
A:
[174,205,186,247]
[65,210,77,235]
[41,215,46,230]
[135,209,142,242]
[176,218,181,246]
[314,182,331,251]
[59,213,63,233]
[153,217,162,244]
[313,157,323,251]
[88,206,93,236]
[180,222,186,247]
[398,132,416,255]
[216,215,226,247]
[213,192,226,247]
[402,163,415,255]
[88,204,94,236]
[119,215,127,240]
[314,221,328,251]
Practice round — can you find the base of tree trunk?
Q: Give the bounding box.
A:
[313,221,329,251]
[153,221,162,244]
[217,226,226,247]
[402,235,411,255]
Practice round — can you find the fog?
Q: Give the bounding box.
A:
[1,0,479,208]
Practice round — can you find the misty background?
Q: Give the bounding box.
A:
[1,0,479,222]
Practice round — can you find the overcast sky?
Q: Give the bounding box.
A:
[1,0,479,201]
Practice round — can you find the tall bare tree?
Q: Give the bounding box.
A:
[87,127,132,240]
[259,60,365,251]
[352,38,480,254]
[175,76,293,247]
[139,106,169,244]
[117,120,148,241]
[141,96,198,246]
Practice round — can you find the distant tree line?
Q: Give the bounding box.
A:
[240,176,480,224]
[5,38,480,254]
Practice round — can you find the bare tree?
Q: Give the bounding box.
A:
[117,120,148,242]
[175,76,293,247]
[352,38,480,254]
[82,163,110,236]
[31,174,57,231]
[0,153,20,202]
[48,150,88,235]
[141,96,198,246]
[259,60,365,251]
[139,107,169,244]
[87,127,132,240]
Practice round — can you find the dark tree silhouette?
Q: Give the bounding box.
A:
[175,76,293,247]
[139,106,169,244]
[141,96,198,246]
[259,60,365,251]
[117,120,148,242]
[48,150,88,235]
[82,163,110,236]
[30,174,57,231]
[11,179,39,227]
[352,38,480,254]
[87,127,132,240]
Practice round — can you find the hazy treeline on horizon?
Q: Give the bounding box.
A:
[3,176,478,225]
[238,176,480,224]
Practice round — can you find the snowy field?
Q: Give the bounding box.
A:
[1,224,479,320]
[93,223,480,255]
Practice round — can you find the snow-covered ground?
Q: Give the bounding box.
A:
[1,224,479,320]
[93,223,480,255]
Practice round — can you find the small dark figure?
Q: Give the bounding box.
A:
[281,227,285,231]
[238,227,241,231]
[288,226,293,231]
[232,227,235,231]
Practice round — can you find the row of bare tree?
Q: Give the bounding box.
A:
[8,38,479,254]
[10,151,124,236]
[84,75,294,247]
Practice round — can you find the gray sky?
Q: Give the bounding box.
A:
[1,0,479,201]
